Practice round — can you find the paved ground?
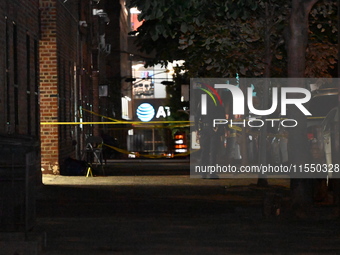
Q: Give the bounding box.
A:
[31,163,340,255]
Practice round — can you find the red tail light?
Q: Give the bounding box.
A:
[307,133,314,140]
[175,134,184,139]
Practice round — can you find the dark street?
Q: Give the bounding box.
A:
[31,161,340,255]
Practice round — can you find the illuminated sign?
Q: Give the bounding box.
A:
[136,102,171,122]
[136,103,155,122]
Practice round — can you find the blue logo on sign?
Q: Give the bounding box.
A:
[136,103,155,122]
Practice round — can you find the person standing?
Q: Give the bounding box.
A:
[194,83,226,178]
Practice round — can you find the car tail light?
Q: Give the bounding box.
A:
[307,133,314,140]
[175,144,187,149]
[174,134,184,139]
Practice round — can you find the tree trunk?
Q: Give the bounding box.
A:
[257,2,272,187]
[287,0,317,78]
[240,79,248,166]
[285,0,319,217]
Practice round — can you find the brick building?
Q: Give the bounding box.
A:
[0,0,40,231]
[39,0,130,174]
[0,0,131,177]
[0,0,131,230]
[0,0,40,142]
[40,0,78,174]
[102,0,131,119]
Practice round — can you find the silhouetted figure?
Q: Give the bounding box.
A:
[194,86,226,178]
[101,132,119,161]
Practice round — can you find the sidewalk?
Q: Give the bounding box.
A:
[4,171,340,254]
[33,174,340,254]
[42,174,290,187]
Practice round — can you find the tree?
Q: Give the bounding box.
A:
[284,0,325,217]
[128,0,289,77]
[287,0,320,78]
[307,0,338,77]
[128,0,336,78]
[129,0,338,215]
[129,0,290,172]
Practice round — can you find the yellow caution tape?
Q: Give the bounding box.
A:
[82,108,120,122]
[103,144,131,155]
[229,125,243,132]
[41,120,192,125]
[228,132,237,137]
[82,108,192,125]
[307,116,326,120]
[42,108,191,126]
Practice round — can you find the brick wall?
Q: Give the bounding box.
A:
[56,0,79,166]
[0,0,40,137]
[40,0,59,173]
[40,0,82,173]
[40,0,103,174]
[0,0,128,174]
[0,0,41,230]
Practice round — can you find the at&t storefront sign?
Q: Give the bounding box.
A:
[136,103,155,122]
[135,100,171,122]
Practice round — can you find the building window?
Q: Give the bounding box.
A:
[34,39,39,136]
[14,88,19,128]
[5,17,10,126]
[13,22,19,128]
[129,8,142,32]
[27,32,31,135]
[58,58,67,140]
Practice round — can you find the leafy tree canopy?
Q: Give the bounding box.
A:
[128,0,337,78]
